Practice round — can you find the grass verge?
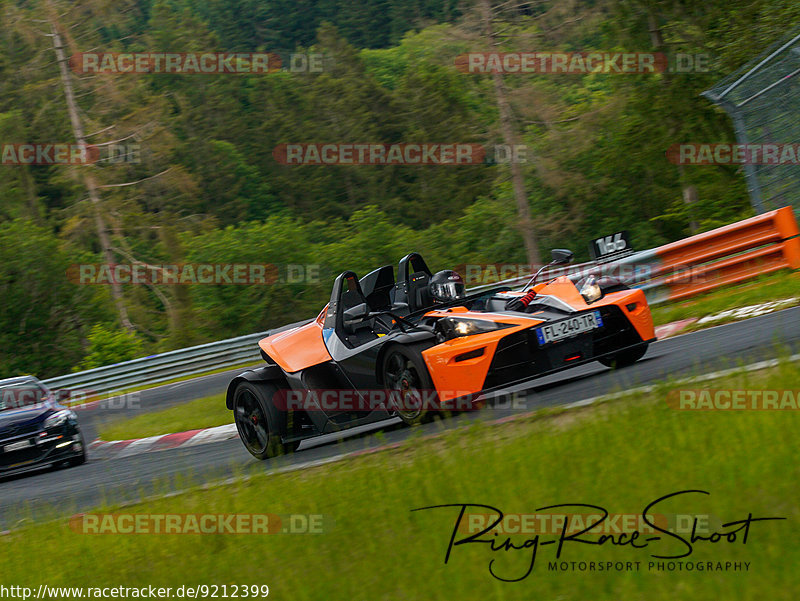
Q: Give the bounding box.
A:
[3,358,799,599]
[97,392,229,441]
[651,268,799,329]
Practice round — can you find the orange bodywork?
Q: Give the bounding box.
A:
[421,313,531,403]
[498,277,654,342]
[259,319,330,373]
[257,277,655,401]
[609,288,655,341]
[422,277,654,402]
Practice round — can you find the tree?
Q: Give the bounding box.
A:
[0,220,102,377]
[479,0,541,266]
[48,14,135,331]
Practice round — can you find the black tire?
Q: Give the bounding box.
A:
[233,381,294,460]
[381,344,438,426]
[68,448,86,467]
[67,452,86,467]
[598,343,648,369]
[66,433,86,467]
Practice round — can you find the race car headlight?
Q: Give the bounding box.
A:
[436,318,514,341]
[44,410,76,429]
[579,276,603,304]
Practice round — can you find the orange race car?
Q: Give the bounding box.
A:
[227,251,655,459]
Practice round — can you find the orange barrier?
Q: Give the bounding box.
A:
[458,208,798,306]
[642,206,800,302]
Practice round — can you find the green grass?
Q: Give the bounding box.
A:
[97,392,230,441]
[651,268,800,329]
[3,359,799,599]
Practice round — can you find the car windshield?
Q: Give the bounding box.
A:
[0,382,48,412]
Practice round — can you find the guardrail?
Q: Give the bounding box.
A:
[42,331,268,398]
[635,205,800,303]
[41,319,312,398]
[43,207,799,397]
[471,205,800,305]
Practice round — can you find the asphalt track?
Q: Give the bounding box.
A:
[1,306,798,529]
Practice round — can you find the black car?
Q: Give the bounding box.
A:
[0,376,86,477]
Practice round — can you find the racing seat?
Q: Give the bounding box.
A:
[407,271,434,312]
[360,265,395,312]
[394,252,435,314]
[325,271,380,348]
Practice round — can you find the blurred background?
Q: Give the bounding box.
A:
[0,0,797,377]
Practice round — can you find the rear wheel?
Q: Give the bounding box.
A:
[233,381,295,460]
[381,345,438,426]
[598,343,648,369]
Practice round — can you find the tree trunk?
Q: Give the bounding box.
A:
[679,165,699,234]
[480,0,541,267]
[50,21,134,331]
[159,224,195,348]
[647,10,664,48]
[647,7,698,234]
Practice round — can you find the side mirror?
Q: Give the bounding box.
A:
[55,389,71,402]
[522,248,575,289]
[550,249,574,265]
[343,303,370,326]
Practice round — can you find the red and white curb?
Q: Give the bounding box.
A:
[89,424,238,460]
[695,297,799,325]
[653,297,800,340]
[655,318,698,340]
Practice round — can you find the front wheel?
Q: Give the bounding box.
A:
[381,344,438,426]
[598,343,648,369]
[233,381,294,460]
[67,435,86,467]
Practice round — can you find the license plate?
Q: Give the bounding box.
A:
[535,311,603,345]
[3,440,32,453]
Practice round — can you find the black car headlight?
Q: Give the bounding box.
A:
[436,318,514,341]
[579,276,603,304]
[43,410,77,430]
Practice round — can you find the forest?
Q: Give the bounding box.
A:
[1,0,797,377]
